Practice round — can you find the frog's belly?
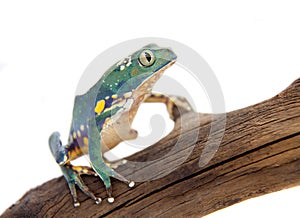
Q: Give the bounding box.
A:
[67,110,139,161]
[100,93,146,152]
[100,111,138,153]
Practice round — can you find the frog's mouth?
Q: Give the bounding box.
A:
[154,57,177,75]
[150,59,176,81]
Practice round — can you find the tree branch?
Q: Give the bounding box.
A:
[2,78,300,217]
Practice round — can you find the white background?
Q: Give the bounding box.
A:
[0,1,300,217]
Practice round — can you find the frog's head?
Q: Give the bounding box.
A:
[101,44,177,95]
[49,132,68,165]
[119,43,177,92]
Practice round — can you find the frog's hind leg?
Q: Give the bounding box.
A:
[49,132,101,207]
[60,164,101,207]
[144,93,194,121]
[88,119,135,203]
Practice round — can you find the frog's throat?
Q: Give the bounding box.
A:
[154,59,176,76]
[128,59,176,119]
[136,59,176,94]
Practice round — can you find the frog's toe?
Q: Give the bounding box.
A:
[145,93,194,121]
[129,129,138,139]
[108,197,114,203]
[74,201,80,207]
[104,180,134,203]
[105,186,115,203]
[107,169,135,189]
[122,128,138,141]
[128,181,135,188]
[104,166,134,188]
[95,197,102,204]
[168,96,194,120]
[76,177,102,205]
[106,159,128,169]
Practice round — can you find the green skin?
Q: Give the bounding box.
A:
[49,44,192,207]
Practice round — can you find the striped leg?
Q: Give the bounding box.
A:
[145,93,193,120]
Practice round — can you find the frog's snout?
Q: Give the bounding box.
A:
[49,132,68,165]
[164,47,177,63]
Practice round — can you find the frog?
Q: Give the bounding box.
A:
[49,44,193,207]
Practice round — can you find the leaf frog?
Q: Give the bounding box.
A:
[49,44,193,207]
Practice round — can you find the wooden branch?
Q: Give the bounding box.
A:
[2,78,300,217]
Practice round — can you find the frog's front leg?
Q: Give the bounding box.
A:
[49,132,101,207]
[88,119,135,203]
[145,93,194,120]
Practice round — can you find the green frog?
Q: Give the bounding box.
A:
[49,44,193,207]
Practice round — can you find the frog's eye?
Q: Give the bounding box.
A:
[138,50,155,67]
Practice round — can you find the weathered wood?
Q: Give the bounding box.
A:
[2,78,300,218]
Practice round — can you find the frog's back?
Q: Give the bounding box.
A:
[67,65,129,158]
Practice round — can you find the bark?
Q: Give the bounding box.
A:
[2,78,300,218]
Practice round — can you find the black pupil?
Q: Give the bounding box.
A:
[145,52,151,62]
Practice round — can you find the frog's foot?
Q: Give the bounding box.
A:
[61,164,101,207]
[145,93,194,121]
[88,119,135,203]
[91,162,135,203]
[124,129,138,140]
[114,123,138,141]
[105,159,128,170]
